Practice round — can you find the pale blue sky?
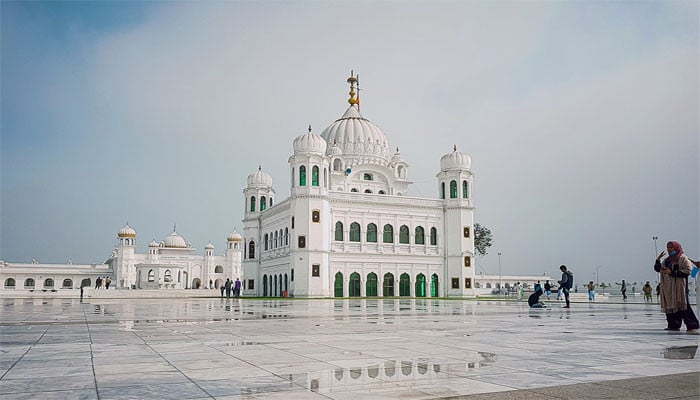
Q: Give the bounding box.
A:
[2,0,698,286]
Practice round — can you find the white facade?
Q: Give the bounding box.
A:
[104,226,243,289]
[241,74,477,298]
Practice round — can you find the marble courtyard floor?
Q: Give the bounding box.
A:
[1,297,698,399]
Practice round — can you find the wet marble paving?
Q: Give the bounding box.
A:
[1,298,698,399]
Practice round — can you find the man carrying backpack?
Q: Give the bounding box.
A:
[558,265,574,308]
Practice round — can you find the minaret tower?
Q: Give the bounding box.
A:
[116,223,137,289]
[289,122,331,296]
[242,167,274,292]
[437,146,476,296]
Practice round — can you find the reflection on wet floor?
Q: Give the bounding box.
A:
[1,297,699,399]
[663,345,698,359]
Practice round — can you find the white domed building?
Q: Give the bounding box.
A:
[241,73,476,298]
[105,225,243,289]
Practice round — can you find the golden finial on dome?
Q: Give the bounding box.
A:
[347,70,358,105]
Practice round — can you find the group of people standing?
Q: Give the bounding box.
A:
[94,276,111,289]
[528,265,573,308]
[220,278,242,298]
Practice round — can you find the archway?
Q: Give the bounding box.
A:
[383,273,395,297]
[334,272,343,297]
[399,273,410,296]
[263,275,268,296]
[415,274,426,297]
[215,278,223,288]
[431,274,439,297]
[192,278,202,289]
[349,272,361,297]
[366,272,378,296]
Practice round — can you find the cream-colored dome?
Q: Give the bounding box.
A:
[204,242,215,250]
[293,127,327,155]
[227,231,243,242]
[163,231,187,248]
[148,239,159,247]
[247,167,273,188]
[440,146,471,171]
[321,105,391,163]
[117,224,136,238]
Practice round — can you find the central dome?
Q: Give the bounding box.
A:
[163,231,188,248]
[320,105,391,164]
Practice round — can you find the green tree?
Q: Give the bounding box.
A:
[474,223,493,257]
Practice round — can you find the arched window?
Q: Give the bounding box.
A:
[333,158,342,171]
[274,231,278,248]
[164,270,172,282]
[284,227,289,245]
[367,223,378,243]
[398,166,405,178]
[450,180,458,198]
[312,166,319,186]
[148,270,155,282]
[81,278,91,288]
[44,278,54,288]
[399,225,409,244]
[383,224,394,243]
[250,196,256,212]
[349,222,361,242]
[463,180,469,198]
[324,168,328,188]
[215,265,223,273]
[335,221,344,241]
[264,234,269,251]
[431,274,439,297]
[415,226,425,245]
[260,196,267,211]
[24,278,35,288]
[430,227,437,245]
[5,278,15,288]
[269,197,273,207]
[378,190,386,194]
[364,173,373,181]
[350,188,358,192]
[299,165,307,186]
[62,279,73,288]
[248,241,256,259]
[441,182,445,199]
[415,274,426,297]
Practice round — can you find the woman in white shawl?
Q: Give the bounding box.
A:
[654,241,699,334]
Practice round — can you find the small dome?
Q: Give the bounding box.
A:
[247,167,273,188]
[227,231,243,242]
[148,239,159,247]
[328,140,343,157]
[440,146,471,171]
[293,127,327,155]
[205,242,215,250]
[118,224,136,238]
[391,147,404,164]
[163,231,187,248]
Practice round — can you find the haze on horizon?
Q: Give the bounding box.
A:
[2,1,698,287]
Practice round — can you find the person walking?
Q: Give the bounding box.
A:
[587,281,595,301]
[642,281,653,302]
[621,279,627,300]
[224,278,232,298]
[234,278,242,298]
[654,241,699,334]
[558,265,574,308]
[544,280,552,299]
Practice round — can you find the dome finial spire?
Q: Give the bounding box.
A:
[308,124,312,133]
[453,144,457,152]
[347,70,358,106]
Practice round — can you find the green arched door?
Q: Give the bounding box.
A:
[366,272,378,296]
[415,274,426,297]
[334,272,344,297]
[431,274,439,297]
[383,273,395,297]
[399,273,411,296]
[349,272,361,297]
